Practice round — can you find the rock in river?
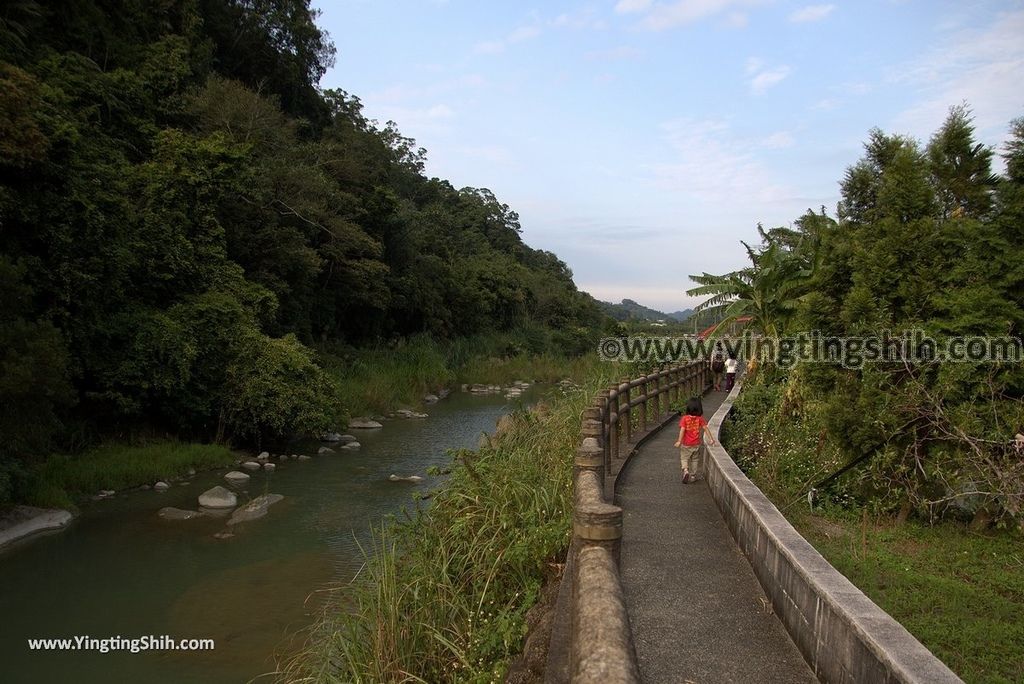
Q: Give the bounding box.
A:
[198,486,237,509]
[158,507,206,521]
[348,417,383,429]
[224,471,250,484]
[227,494,285,526]
[154,481,170,491]
[388,474,424,484]
[241,461,262,471]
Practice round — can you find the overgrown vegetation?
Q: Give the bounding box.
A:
[704,108,1024,682]
[286,366,615,682]
[0,1,611,507]
[700,106,1024,527]
[21,441,237,510]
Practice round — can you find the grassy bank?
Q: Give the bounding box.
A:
[286,364,615,682]
[319,332,601,418]
[723,378,1024,683]
[22,441,237,510]
[790,508,1024,683]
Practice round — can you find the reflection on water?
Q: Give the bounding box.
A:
[0,388,541,684]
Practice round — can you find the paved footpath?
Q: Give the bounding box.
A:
[616,387,816,684]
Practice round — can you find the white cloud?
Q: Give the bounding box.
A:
[726,11,749,28]
[788,4,835,23]
[647,118,794,205]
[889,10,1024,144]
[508,25,542,43]
[586,45,642,61]
[631,0,763,31]
[749,65,791,94]
[615,0,653,14]
[367,74,485,104]
[460,145,515,165]
[760,131,795,148]
[745,57,764,75]
[474,40,506,55]
[371,103,456,133]
[474,23,542,54]
[552,8,608,30]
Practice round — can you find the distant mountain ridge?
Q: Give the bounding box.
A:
[599,299,694,322]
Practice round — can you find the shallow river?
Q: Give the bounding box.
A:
[0,388,539,683]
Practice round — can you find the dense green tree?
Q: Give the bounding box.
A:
[0,0,607,495]
[710,112,1024,527]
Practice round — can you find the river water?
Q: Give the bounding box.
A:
[0,388,540,683]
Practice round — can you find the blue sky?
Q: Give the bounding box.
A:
[314,1,1024,312]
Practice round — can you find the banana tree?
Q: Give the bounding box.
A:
[687,227,816,339]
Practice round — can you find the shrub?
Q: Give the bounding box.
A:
[222,333,342,446]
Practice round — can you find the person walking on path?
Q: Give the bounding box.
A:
[674,397,716,483]
[711,343,725,391]
[724,354,739,391]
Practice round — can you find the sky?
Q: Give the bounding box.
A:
[313,0,1024,313]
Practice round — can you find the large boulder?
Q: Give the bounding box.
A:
[198,486,237,509]
[227,494,285,526]
[224,471,251,484]
[348,417,383,429]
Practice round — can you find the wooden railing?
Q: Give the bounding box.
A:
[565,360,710,682]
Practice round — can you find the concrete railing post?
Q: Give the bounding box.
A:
[621,380,632,445]
[572,546,641,684]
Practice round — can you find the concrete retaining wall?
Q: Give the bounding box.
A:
[706,381,963,684]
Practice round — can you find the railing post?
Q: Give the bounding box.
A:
[581,406,602,444]
[575,436,603,475]
[654,371,662,420]
[596,390,611,474]
[672,365,681,406]
[608,386,620,462]
[621,380,632,445]
[573,470,623,560]
[638,375,648,435]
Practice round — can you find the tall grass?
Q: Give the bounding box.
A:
[318,333,602,418]
[320,335,455,417]
[285,365,617,682]
[23,441,237,510]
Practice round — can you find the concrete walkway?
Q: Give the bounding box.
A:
[616,387,816,684]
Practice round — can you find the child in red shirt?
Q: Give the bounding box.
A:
[674,397,716,483]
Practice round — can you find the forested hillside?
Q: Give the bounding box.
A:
[598,298,693,323]
[0,0,606,502]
